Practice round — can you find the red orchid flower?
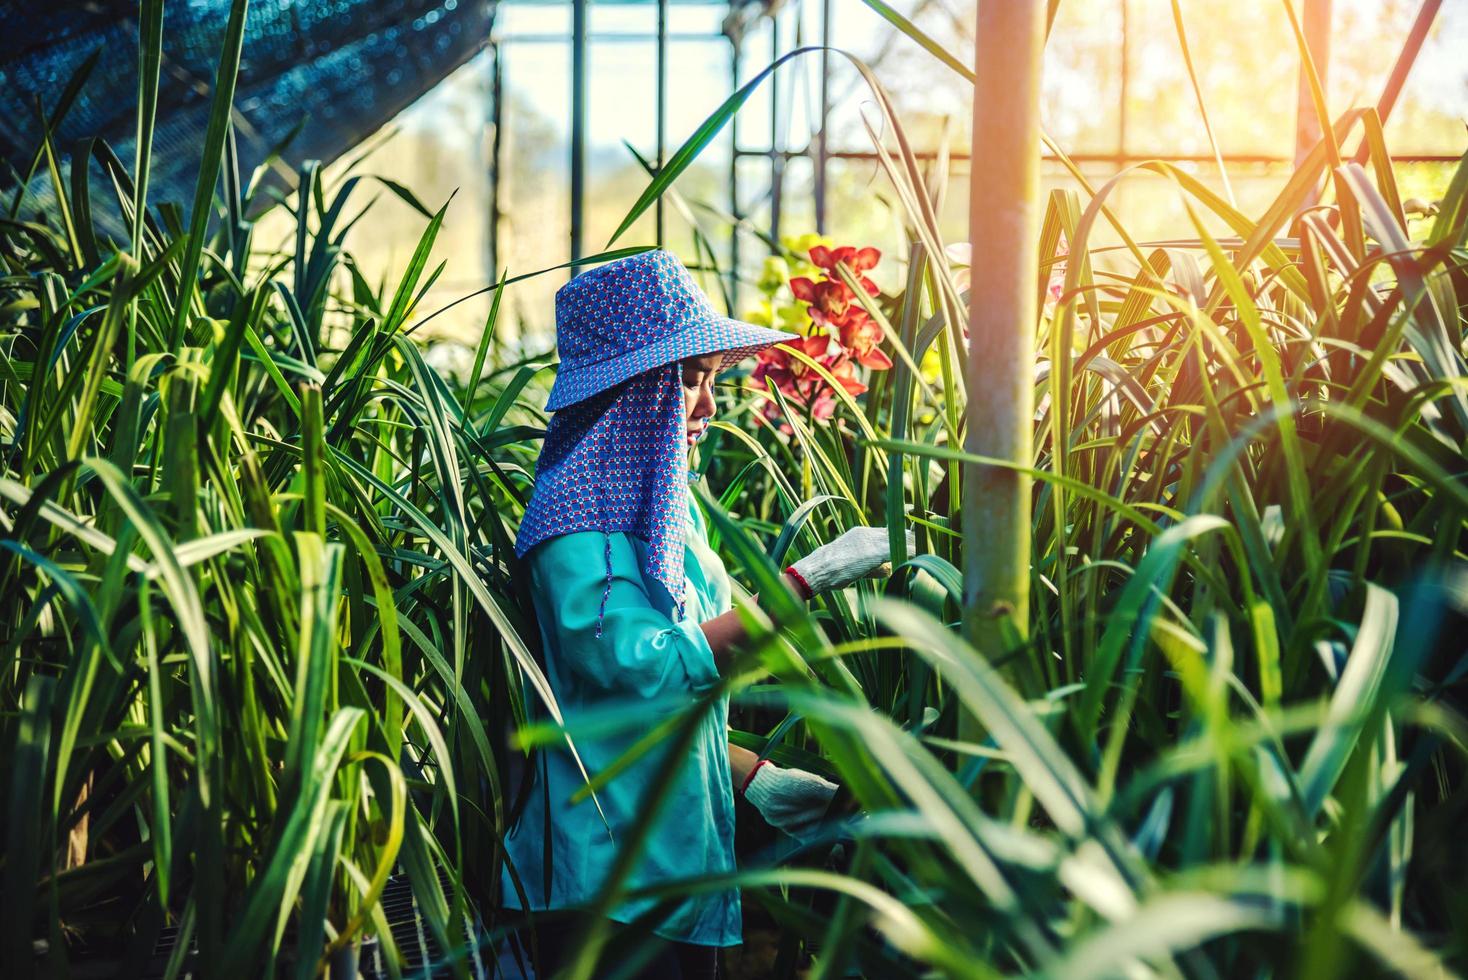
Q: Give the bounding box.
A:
[810,390,838,421]
[751,336,830,401]
[808,245,881,295]
[750,242,890,431]
[826,353,869,396]
[790,277,854,322]
[836,314,893,370]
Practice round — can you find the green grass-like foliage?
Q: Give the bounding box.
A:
[3,2,1468,978]
[0,4,568,975]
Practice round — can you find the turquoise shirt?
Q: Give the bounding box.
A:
[501,480,740,946]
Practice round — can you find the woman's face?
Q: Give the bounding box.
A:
[681,352,722,448]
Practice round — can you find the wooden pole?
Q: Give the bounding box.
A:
[1294,0,1333,169]
[1294,0,1333,214]
[963,0,1044,714]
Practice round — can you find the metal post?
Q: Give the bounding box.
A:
[815,0,831,233]
[1119,0,1129,160]
[570,0,589,264]
[656,0,668,245]
[963,0,1044,731]
[729,32,742,312]
[488,41,503,287]
[768,12,782,251]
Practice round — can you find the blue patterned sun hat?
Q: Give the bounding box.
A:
[545,248,798,411]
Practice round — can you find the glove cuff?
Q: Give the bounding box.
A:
[783,565,814,601]
[741,760,781,810]
[738,758,770,797]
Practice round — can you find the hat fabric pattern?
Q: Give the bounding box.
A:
[515,366,689,626]
[544,248,797,412]
[516,249,799,632]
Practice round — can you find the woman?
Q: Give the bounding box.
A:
[502,249,909,978]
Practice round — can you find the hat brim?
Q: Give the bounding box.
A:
[545,315,801,412]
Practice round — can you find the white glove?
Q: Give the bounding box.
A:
[785,526,917,599]
[741,761,839,842]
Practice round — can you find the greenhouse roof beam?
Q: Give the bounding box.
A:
[731,149,1465,165]
[497,32,725,42]
[498,0,729,5]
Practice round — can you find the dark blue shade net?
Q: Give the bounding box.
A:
[0,0,495,240]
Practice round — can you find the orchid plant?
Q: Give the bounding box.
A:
[743,236,895,429]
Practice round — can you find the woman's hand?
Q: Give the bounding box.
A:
[699,527,914,673]
[739,760,840,843]
[784,527,918,599]
[700,573,805,675]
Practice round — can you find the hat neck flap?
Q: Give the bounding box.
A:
[515,362,691,634]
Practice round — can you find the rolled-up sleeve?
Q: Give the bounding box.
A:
[529,531,721,699]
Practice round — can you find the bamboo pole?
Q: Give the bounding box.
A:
[1293,0,1333,213]
[963,0,1045,732]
